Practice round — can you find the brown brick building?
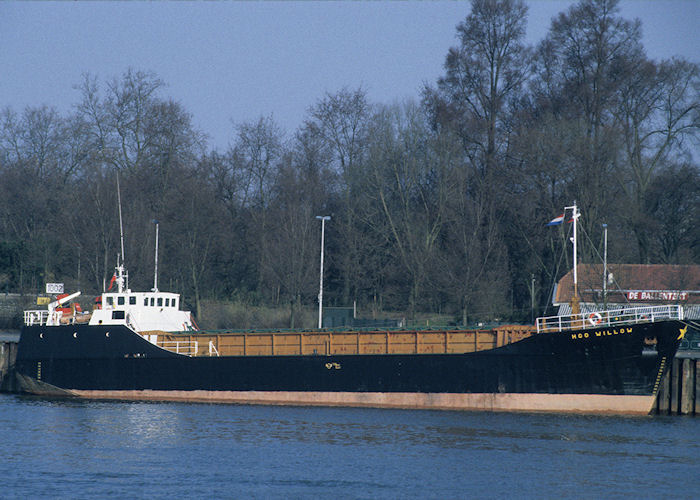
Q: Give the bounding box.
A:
[553,264,700,318]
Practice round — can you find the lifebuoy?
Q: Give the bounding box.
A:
[588,312,602,326]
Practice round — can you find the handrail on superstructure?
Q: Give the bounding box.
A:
[23,309,91,326]
[536,304,684,333]
[24,310,49,326]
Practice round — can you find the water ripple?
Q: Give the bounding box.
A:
[1,395,699,498]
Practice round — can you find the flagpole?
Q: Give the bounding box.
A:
[546,204,581,315]
[603,223,608,309]
[573,203,577,298]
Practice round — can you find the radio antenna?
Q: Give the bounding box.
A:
[153,219,159,292]
[117,173,125,265]
[114,172,128,293]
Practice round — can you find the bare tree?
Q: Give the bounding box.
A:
[264,157,319,327]
[305,87,372,306]
[425,0,530,182]
[422,0,530,321]
[365,102,450,318]
[534,0,644,232]
[646,163,700,263]
[614,57,700,260]
[227,115,284,297]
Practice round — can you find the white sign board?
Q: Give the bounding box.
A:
[46,283,64,294]
[626,290,688,301]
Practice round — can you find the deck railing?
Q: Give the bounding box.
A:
[536,305,684,333]
[24,310,49,326]
[208,340,220,357]
[159,340,198,356]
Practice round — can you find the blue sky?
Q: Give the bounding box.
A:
[1,1,698,151]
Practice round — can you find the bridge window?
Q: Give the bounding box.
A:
[112,310,125,320]
[129,296,136,305]
[157,298,163,307]
[165,298,170,307]
[144,298,148,306]
[172,299,177,308]
[117,296,125,306]
[150,298,155,306]
[106,297,113,306]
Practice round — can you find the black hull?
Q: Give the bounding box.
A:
[13,321,685,413]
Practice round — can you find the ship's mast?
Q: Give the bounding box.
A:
[153,219,159,292]
[116,174,128,293]
[565,202,581,315]
[603,223,608,309]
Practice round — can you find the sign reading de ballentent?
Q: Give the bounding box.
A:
[626,291,688,301]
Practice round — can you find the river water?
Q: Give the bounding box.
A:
[1,394,698,499]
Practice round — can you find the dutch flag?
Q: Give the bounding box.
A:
[546,213,565,226]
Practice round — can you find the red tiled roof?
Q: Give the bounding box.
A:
[554,264,700,304]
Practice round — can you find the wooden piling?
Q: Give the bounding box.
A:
[680,359,694,415]
[696,360,700,416]
[657,362,671,414]
[670,358,680,414]
[0,340,18,392]
[655,354,699,415]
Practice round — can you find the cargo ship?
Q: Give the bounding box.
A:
[12,259,688,414]
[10,202,692,414]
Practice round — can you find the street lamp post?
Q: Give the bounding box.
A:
[316,216,331,329]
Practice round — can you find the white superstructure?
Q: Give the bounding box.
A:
[89,261,193,332]
[90,290,192,332]
[24,262,193,333]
